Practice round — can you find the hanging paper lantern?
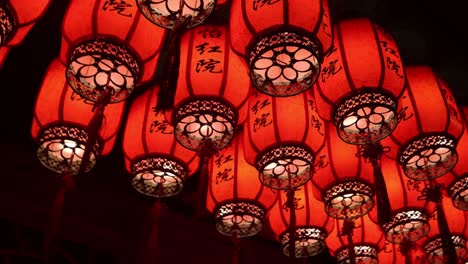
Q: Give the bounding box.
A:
[311,122,375,220]
[327,213,386,264]
[122,86,199,197]
[382,66,464,181]
[0,0,51,64]
[136,0,216,30]
[167,24,250,152]
[313,18,405,145]
[31,58,125,175]
[206,129,277,237]
[60,0,166,103]
[243,90,325,190]
[229,0,332,96]
[268,181,333,258]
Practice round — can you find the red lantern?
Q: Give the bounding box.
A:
[268,181,333,258]
[122,86,199,197]
[243,90,325,190]
[0,0,51,65]
[382,66,464,180]
[31,58,125,175]
[311,122,375,220]
[60,0,166,103]
[206,129,277,237]
[136,0,216,30]
[313,18,405,145]
[327,213,386,264]
[167,24,250,152]
[229,0,332,96]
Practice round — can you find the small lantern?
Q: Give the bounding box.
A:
[136,0,216,30]
[313,18,405,145]
[311,122,375,220]
[243,90,325,190]
[229,0,332,96]
[167,24,250,152]
[31,58,125,175]
[268,181,333,258]
[382,66,464,180]
[60,0,166,103]
[122,86,199,197]
[206,129,277,237]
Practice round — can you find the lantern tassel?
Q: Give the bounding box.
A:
[232,225,240,264]
[195,154,210,220]
[399,239,414,264]
[340,219,357,264]
[436,201,458,264]
[287,169,297,260]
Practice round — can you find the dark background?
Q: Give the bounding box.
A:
[0,0,466,263]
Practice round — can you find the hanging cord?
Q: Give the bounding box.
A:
[357,142,392,227]
[194,140,218,220]
[339,216,358,264]
[399,238,415,264]
[286,169,297,261]
[231,220,240,264]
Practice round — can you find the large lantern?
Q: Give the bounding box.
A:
[31,58,125,175]
[243,90,325,190]
[313,18,405,145]
[167,24,250,152]
[229,0,332,96]
[311,122,375,220]
[122,86,199,197]
[206,129,277,238]
[268,181,333,258]
[60,0,166,103]
[383,66,464,180]
[0,0,51,65]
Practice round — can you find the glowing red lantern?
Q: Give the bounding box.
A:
[206,129,277,237]
[60,0,166,103]
[243,90,325,190]
[327,213,386,264]
[31,58,125,175]
[229,0,332,96]
[268,181,333,258]
[383,66,464,180]
[0,0,51,65]
[167,24,250,152]
[311,122,375,220]
[122,86,199,197]
[313,18,405,145]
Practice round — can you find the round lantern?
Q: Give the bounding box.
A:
[327,213,386,264]
[206,129,277,238]
[312,122,375,220]
[314,18,406,145]
[122,86,199,197]
[136,0,216,30]
[243,90,325,190]
[60,0,166,103]
[229,0,332,96]
[268,181,333,258]
[0,0,51,65]
[167,24,250,152]
[383,66,464,181]
[31,58,125,175]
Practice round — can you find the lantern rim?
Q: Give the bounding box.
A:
[448,174,468,211]
[335,244,379,264]
[424,234,467,263]
[279,226,328,258]
[382,207,430,244]
[214,200,266,238]
[0,0,17,46]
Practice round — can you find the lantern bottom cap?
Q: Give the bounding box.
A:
[323,180,374,219]
[215,201,265,238]
[280,227,328,258]
[334,90,398,145]
[448,175,468,211]
[36,125,99,175]
[335,244,379,264]
[400,133,458,180]
[424,235,467,263]
[383,209,430,244]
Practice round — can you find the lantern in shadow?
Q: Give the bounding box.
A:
[60,0,166,104]
[206,128,276,238]
[313,18,405,145]
[31,58,125,175]
[122,86,199,197]
[268,181,333,258]
[0,0,51,66]
[379,241,427,264]
[243,90,325,190]
[312,122,375,220]
[382,66,464,180]
[167,24,249,153]
[229,0,332,96]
